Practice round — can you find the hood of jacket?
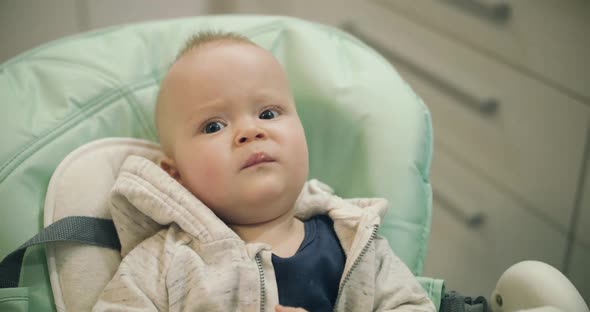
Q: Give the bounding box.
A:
[109,155,389,258]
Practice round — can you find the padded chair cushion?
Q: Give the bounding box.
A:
[44,138,163,311]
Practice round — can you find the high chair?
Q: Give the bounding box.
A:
[0,15,587,312]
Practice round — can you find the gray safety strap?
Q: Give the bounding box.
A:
[440,291,490,312]
[0,216,120,288]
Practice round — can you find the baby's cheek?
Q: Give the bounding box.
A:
[184,163,223,204]
[290,128,309,161]
[194,153,227,184]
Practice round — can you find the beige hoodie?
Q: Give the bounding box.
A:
[93,155,435,311]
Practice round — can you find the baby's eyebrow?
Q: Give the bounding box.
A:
[197,99,230,112]
[180,101,224,130]
[250,90,282,103]
[185,100,230,119]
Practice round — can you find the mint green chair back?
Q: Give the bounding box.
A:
[0,16,441,311]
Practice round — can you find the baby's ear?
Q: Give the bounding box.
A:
[159,156,181,181]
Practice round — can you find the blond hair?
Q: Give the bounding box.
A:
[174,31,254,61]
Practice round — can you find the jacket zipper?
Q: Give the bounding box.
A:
[255,254,266,312]
[333,224,379,310]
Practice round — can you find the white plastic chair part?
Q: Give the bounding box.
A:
[490,261,589,312]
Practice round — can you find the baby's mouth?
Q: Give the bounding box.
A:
[242,152,275,170]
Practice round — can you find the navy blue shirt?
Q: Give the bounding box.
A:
[271,215,346,312]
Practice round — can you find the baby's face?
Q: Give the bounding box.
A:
[158,42,309,225]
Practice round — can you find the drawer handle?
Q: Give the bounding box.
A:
[442,0,511,24]
[433,188,487,229]
[342,22,499,118]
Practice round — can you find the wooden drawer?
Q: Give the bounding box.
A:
[423,144,568,296]
[346,7,590,233]
[371,0,590,100]
[85,0,208,29]
[0,0,80,62]
[568,240,590,304]
[574,146,590,247]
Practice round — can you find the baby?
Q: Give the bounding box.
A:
[93,31,435,311]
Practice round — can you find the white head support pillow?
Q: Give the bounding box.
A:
[44,138,164,312]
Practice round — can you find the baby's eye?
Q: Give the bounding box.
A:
[259,109,279,120]
[203,121,225,134]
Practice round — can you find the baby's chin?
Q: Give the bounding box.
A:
[228,175,303,220]
[239,174,292,203]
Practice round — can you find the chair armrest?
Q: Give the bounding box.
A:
[490,261,588,312]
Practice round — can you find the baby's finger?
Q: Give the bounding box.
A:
[274,304,308,312]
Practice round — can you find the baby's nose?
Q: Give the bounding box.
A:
[235,126,267,145]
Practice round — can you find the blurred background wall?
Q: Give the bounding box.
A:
[1,0,589,302]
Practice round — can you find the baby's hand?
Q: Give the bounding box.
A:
[275,304,308,312]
